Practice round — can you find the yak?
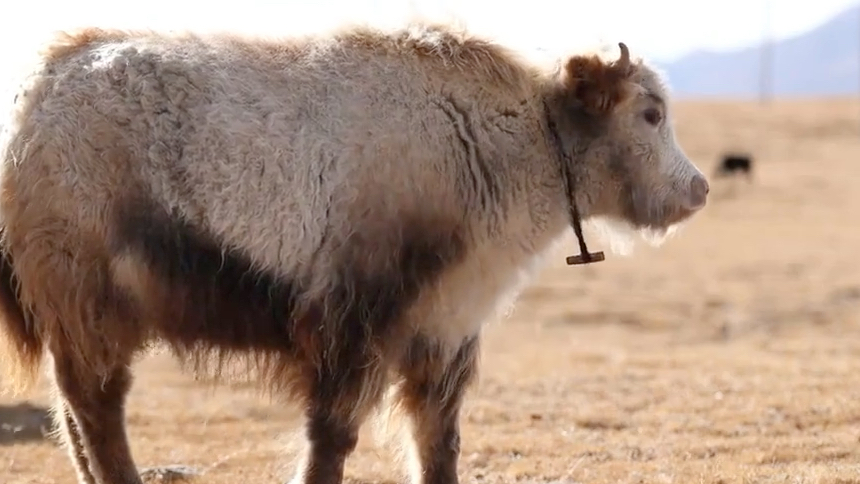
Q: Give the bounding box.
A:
[0,22,708,484]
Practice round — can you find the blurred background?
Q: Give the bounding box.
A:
[2,2,860,483]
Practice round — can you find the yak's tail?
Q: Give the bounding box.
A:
[0,228,43,394]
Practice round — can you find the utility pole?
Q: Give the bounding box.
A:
[759,0,774,104]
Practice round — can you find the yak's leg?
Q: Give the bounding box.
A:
[54,398,97,484]
[395,336,480,484]
[289,356,387,484]
[51,349,142,484]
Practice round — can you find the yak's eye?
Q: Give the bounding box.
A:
[643,108,662,126]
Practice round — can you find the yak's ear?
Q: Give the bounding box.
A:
[562,42,635,114]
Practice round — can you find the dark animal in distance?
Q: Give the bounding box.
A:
[0,22,708,484]
[715,153,753,180]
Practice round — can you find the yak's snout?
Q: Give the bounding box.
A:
[684,173,709,211]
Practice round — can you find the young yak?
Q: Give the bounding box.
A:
[0,22,708,484]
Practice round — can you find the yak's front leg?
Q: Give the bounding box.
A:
[395,335,480,484]
[290,353,387,484]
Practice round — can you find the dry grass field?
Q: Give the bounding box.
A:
[3,97,860,484]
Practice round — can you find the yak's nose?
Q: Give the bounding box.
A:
[686,174,709,210]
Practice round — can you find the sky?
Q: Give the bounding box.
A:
[0,0,857,73]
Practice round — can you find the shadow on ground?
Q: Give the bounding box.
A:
[0,402,52,445]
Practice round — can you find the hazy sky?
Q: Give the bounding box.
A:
[0,0,857,70]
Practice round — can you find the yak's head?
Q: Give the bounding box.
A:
[547,43,708,254]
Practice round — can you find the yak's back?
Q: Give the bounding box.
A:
[33,22,539,95]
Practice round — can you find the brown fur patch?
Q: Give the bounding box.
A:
[0,230,41,394]
[3,215,143,384]
[110,195,468,392]
[562,49,638,115]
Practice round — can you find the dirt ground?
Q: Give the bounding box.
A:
[3,97,860,484]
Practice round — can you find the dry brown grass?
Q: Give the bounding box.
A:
[3,97,860,484]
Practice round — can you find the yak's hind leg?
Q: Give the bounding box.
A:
[393,335,480,484]
[51,347,142,484]
[53,398,98,484]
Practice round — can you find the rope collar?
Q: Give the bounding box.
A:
[543,101,605,266]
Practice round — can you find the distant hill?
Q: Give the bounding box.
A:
[660,4,860,99]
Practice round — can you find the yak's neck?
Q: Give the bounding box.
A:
[468,86,593,266]
[533,94,601,263]
[484,138,574,265]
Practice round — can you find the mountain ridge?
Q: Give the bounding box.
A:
[659,4,860,98]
